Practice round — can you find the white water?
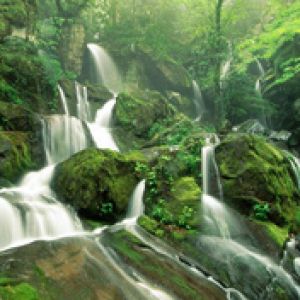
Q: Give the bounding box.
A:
[42,115,89,164]
[285,151,300,189]
[58,85,70,115]
[75,81,91,122]
[201,136,232,238]
[87,97,119,151]
[0,115,86,251]
[86,43,120,151]
[255,59,268,127]
[87,43,122,94]
[192,80,205,121]
[126,179,146,220]
[200,135,300,297]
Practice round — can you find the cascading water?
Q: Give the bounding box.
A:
[87,97,119,151]
[201,135,232,238]
[0,115,86,251]
[200,135,300,298]
[126,179,146,220]
[75,81,91,122]
[87,43,122,93]
[192,80,206,121]
[42,115,89,164]
[285,151,300,189]
[86,43,121,151]
[255,58,268,127]
[58,84,70,115]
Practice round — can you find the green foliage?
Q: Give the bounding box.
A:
[253,203,270,221]
[178,206,194,229]
[0,282,38,300]
[151,199,174,224]
[100,202,114,215]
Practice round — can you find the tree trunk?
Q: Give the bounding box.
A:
[214,0,224,125]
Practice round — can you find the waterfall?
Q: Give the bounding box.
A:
[126,180,146,220]
[58,85,70,115]
[201,135,231,238]
[75,81,91,122]
[192,80,206,121]
[255,59,264,95]
[87,97,119,151]
[200,136,300,297]
[42,115,89,164]
[0,116,87,251]
[255,58,268,127]
[87,43,122,94]
[285,151,300,189]
[86,43,121,151]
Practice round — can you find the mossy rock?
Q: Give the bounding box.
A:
[0,131,35,183]
[52,148,142,221]
[136,48,192,94]
[215,134,300,225]
[0,282,38,300]
[0,101,36,131]
[167,177,201,228]
[114,91,175,144]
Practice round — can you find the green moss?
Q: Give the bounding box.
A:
[52,148,140,221]
[257,221,288,246]
[0,283,38,300]
[216,134,299,225]
[0,132,35,182]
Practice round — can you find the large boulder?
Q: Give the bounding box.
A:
[52,149,141,221]
[215,134,300,225]
[114,91,176,149]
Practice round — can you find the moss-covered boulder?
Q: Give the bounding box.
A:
[114,91,176,149]
[52,149,141,221]
[167,177,201,227]
[215,134,300,225]
[136,48,192,94]
[0,131,36,183]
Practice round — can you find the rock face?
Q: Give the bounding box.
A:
[52,149,140,221]
[0,131,36,183]
[114,91,176,149]
[0,101,36,131]
[215,134,299,225]
[59,23,85,74]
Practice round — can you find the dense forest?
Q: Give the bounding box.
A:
[0,0,300,299]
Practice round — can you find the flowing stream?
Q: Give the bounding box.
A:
[192,80,206,121]
[199,135,300,299]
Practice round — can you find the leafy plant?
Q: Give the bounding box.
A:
[253,203,270,221]
[151,199,173,224]
[100,202,114,215]
[177,206,194,229]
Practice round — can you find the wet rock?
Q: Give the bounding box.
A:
[215,134,300,225]
[52,149,141,222]
[59,22,85,74]
[114,91,176,149]
[232,119,267,135]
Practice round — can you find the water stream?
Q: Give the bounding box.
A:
[200,135,300,298]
